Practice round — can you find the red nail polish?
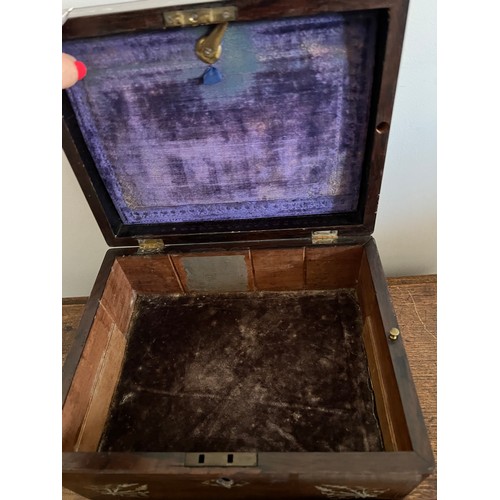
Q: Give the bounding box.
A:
[74,61,87,80]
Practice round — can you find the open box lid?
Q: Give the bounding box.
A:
[62,0,408,248]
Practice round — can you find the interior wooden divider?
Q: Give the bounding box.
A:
[251,247,306,290]
[356,251,412,452]
[114,245,365,293]
[116,254,183,294]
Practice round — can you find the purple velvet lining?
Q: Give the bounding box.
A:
[64,12,377,224]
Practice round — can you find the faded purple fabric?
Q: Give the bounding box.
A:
[64,12,377,224]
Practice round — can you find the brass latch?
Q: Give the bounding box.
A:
[163,6,237,28]
[163,6,236,77]
[137,239,165,254]
[311,230,339,245]
[195,22,229,65]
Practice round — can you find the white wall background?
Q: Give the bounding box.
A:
[62,0,436,297]
[373,0,436,276]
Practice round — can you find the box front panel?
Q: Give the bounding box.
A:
[63,451,426,499]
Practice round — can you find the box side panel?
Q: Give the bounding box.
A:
[76,325,127,451]
[63,257,137,452]
[356,248,412,452]
[63,305,116,451]
[361,239,434,465]
[62,250,118,400]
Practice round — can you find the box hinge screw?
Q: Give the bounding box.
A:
[389,327,400,341]
[311,230,339,245]
[137,239,165,254]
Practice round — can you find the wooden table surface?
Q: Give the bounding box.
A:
[62,275,437,500]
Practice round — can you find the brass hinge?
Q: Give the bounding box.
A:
[163,6,237,28]
[137,239,165,254]
[311,230,339,245]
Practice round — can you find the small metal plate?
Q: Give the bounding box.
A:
[163,6,237,28]
[185,452,258,467]
[181,254,248,292]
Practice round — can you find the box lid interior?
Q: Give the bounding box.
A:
[63,6,401,247]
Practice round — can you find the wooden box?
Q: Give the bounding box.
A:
[62,1,434,498]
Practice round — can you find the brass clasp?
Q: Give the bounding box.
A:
[162,6,236,67]
[195,22,229,65]
[163,6,236,28]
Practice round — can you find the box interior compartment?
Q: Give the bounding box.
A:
[62,245,412,455]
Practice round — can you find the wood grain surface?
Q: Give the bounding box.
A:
[62,275,436,500]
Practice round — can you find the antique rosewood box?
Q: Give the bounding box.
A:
[62,0,434,498]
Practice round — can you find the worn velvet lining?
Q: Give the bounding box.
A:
[64,12,377,224]
[99,291,383,452]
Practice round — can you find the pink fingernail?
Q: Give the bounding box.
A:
[74,61,87,80]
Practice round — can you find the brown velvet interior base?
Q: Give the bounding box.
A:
[98,290,383,452]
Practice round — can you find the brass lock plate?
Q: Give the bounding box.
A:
[185,452,258,467]
[163,6,237,28]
